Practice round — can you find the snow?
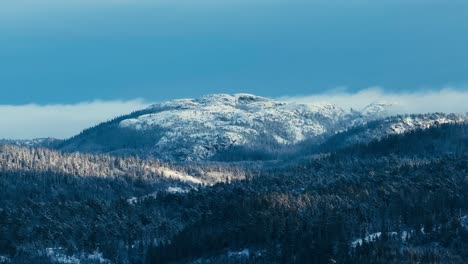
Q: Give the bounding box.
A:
[0,138,57,148]
[228,249,250,258]
[127,187,190,204]
[119,94,394,160]
[189,248,266,263]
[351,232,383,247]
[127,196,139,205]
[118,93,466,161]
[167,186,189,194]
[360,102,394,117]
[45,248,111,264]
[460,215,468,230]
[0,256,10,264]
[351,229,416,248]
[157,167,203,185]
[388,114,464,135]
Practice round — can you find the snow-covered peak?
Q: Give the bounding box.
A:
[114,93,468,161]
[360,102,394,116]
[119,93,393,161]
[148,93,283,111]
[307,103,348,120]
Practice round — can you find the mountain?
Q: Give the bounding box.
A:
[2,102,468,263]
[57,94,394,161]
[317,113,468,153]
[0,137,61,148]
[145,123,468,264]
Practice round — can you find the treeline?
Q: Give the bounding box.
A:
[55,106,166,154]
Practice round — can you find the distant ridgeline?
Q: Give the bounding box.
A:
[0,137,61,148]
[28,94,467,162]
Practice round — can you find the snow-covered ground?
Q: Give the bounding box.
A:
[119,94,392,160]
[0,137,58,148]
[351,229,420,248]
[190,248,266,263]
[388,114,466,134]
[127,186,191,204]
[155,167,204,185]
[336,113,467,148]
[118,93,468,161]
[0,256,10,264]
[351,232,403,247]
[228,248,251,258]
[167,186,190,194]
[45,248,111,264]
[461,215,468,230]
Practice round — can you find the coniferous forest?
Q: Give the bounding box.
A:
[3,0,468,262]
[1,123,468,263]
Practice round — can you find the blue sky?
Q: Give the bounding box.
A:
[0,0,467,139]
[1,0,467,105]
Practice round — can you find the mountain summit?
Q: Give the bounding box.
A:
[119,94,346,160]
[57,93,464,161]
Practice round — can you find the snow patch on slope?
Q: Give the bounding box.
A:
[156,167,203,185]
[45,248,111,264]
[0,256,10,264]
[351,230,412,248]
[461,215,468,230]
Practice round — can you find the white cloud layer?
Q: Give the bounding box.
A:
[279,87,468,115]
[0,99,150,140]
[1,88,467,140]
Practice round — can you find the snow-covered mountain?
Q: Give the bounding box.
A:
[116,94,389,160]
[57,93,466,161]
[0,138,60,148]
[121,94,328,160]
[320,113,467,151]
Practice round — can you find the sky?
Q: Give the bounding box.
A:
[0,0,467,139]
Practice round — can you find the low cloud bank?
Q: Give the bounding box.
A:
[1,88,467,140]
[279,87,468,115]
[0,99,149,140]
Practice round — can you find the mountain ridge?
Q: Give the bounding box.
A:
[54,93,467,161]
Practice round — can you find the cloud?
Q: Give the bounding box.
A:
[278,87,468,115]
[0,99,150,140]
[1,87,467,140]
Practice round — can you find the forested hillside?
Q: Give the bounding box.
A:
[146,123,468,263]
[0,147,246,264]
[1,123,467,263]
